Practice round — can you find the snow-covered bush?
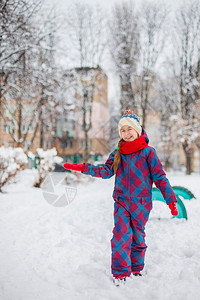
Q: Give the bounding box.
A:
[29,148,63,188]
[0,146,28,192]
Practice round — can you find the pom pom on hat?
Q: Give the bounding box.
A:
[118,109,142,137]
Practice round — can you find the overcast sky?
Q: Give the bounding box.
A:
[48,0,184,12]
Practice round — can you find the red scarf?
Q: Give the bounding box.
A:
[119,137,148,154]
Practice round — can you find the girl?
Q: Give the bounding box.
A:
[63,109,178,287]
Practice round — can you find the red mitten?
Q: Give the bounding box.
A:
[63,163,84,172]
[168,202,178,216]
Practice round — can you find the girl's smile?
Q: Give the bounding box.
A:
[120,125,139,142]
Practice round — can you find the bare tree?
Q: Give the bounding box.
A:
[0,0,64,150]
[108,0,139,112]
[155,77,180,171]
[0,0,42,147]
[30,8,63,150]
[0,0,41,65]
[72,67,107,162]
[138,1,168,127]
[63,2,108,162]
[64,2,107,68]
[172,0,200,174]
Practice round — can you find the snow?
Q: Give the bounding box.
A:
[0,170,200,300]
[29,148,63,187]
[0,147,27,190]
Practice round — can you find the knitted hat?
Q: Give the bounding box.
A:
[118,110,142,137]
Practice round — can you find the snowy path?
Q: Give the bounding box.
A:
[0,170,200,300]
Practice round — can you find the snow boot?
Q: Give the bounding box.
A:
[113,275,127,287]
[132,271,142,277]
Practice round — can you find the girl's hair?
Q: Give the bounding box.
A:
[111,138,124,174]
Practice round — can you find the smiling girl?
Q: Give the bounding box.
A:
[63,109,178,287]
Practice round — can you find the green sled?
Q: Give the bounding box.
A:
[152,187,188,220]
[172,186,195,200]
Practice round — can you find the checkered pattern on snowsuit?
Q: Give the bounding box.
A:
[82,129,177,277]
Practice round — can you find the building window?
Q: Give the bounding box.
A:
[66,139,73,148]
[3,124,14,134]
[45,140,51,149]
[60,138,73,149]
[28,123,34,133]
[10,126,14,134]
[81,139,92,149]
[21,123,34,133]
[3,124,9,133]
[22,124,27,133]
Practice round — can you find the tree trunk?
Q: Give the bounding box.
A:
[141,78,149,128]
[164,157,170,172]
[82,100,89,162]
[120,74,135,111]
[84,129,89,162]
[40,120,44,148]
[142,105,147,129]
[185,152,193,175]
[182,142,193,175]
[16,98,22,147]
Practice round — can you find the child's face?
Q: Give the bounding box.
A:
[120,125,139,141]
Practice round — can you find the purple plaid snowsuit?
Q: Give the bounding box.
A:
[82,129,177,277]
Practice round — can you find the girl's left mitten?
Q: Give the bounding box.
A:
[168,201,178,216]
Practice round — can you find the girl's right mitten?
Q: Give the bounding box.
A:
[63,163,84,172]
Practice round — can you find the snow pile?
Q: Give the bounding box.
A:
[28,148,63,188]
[0,146,27,192]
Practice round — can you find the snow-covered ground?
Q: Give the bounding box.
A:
[0,170,200,300]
